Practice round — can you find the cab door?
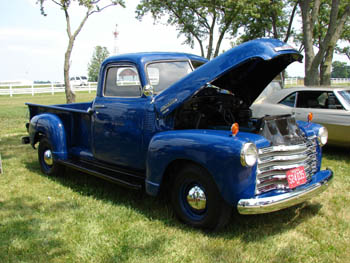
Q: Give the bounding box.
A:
[92,64,147,170]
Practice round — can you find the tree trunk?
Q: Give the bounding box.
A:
[206,15,216,59]
[299,0,321,86]
[300,0,350,86]
[64,38,76,103]
[304,67,320,86]
[320,45,334,86]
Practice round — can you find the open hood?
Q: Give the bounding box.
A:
[154,38,302,117]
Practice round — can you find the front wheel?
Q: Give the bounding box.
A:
[170,164,232,230]
[38,138,63,176]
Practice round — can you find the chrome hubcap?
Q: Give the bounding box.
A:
[187,185,206,210]
[43,149,53,166]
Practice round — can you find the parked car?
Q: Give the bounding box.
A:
[251,86,350,147]
[70,76,88,86]
[22,39,333,230]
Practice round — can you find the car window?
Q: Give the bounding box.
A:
[104,65,141,97]
[326,92,343,109]
[146,61,192,94]
[296,91,343,109]
[337,90,350,110]
[279,92,296,107]
[191,60,206,69]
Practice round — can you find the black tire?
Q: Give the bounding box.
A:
[170,164,232,230]
[38,138,63,176]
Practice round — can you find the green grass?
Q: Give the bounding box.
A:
[1,93,350,262]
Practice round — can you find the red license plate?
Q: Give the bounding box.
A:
[286,166,307,189]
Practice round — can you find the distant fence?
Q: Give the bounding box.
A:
[1,78,350,97]
[330,78,350,84]
[0,82,97,96]
[285,77,299,85]
[285,77,350,86]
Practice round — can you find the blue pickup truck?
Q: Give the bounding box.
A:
[23,39,333,230]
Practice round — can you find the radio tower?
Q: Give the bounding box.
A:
[113,24,119,55]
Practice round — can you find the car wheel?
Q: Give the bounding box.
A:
[170,164,232,230]
[38,138,63,176]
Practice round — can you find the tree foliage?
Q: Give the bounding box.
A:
[38,0,124,103]
[87,46,110,82]
[136,0,258,59]
[336,22,350,61]
[331,61,350,78]
[238,0,298,44]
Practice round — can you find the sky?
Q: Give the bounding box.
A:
[0,0,347,82]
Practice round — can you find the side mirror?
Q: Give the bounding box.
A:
[143,84,154,97]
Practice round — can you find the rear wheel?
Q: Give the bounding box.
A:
[170,164,232,230]
[38,138,63,176]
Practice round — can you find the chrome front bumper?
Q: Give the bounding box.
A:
[237,169,333,215]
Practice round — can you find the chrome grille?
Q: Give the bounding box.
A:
[256,138,318,195]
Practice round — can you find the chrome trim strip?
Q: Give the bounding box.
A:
[237,170,333,215]
[258,153,310,164]
[257,160,315,174]
[258,143,308,154]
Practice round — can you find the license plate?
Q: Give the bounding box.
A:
[286,166,307,189]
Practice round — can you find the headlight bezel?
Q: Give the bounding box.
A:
[240,143,258,167]
[317,126,328,147]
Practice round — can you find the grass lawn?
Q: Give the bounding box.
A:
[0,93,349,263]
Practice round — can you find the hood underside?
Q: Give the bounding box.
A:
[154,38,302,117]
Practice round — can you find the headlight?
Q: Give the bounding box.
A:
[318,127,328,147]
[240,143,258,167]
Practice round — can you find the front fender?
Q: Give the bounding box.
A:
[29,113,68,161]
[145,129,259,205]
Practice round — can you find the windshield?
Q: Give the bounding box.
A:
[146,61,192,94]
[337,90,350,110]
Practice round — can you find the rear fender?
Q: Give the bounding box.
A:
[29,113,68,161]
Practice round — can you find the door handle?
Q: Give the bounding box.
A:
[94,104,106,109]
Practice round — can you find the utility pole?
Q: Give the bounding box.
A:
[113,24,119,55]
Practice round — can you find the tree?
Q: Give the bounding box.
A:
[331,61,350,78]
[136,0,257,59]
[335,23,350,61]
[38,0,124,103]
[87,46,110,82]
[238,0,298,44]
[299,0,350,86]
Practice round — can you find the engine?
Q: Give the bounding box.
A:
[173,86,252,130]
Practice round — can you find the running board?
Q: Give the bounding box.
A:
[58,160,143,190]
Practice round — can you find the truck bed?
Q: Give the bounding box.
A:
[26,101,93,151]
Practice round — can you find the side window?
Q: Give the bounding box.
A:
[104,65,141,97]
[279,92,296,107]
[297,91,329,108]
[191,60,206,69]
[326,92,343,109]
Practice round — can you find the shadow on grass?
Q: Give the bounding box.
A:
[221,202,322,241]
[0,196,70,261]
[24,159,323,240]
[322,145,350,162]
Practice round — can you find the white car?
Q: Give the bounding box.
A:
[70,76,88,86]
[251,86,350,147]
